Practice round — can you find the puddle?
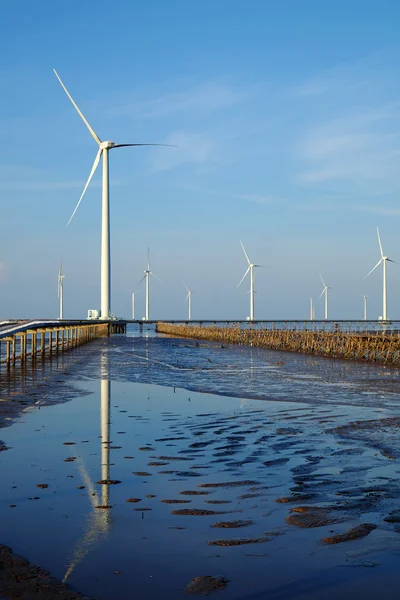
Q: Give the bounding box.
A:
[0,330,400,598]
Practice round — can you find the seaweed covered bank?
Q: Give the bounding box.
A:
[156,323,400,365]
[0,544,92,600]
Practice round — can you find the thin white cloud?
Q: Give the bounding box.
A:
[297,110,400,187]
[107,81,248,119]
[234,193,280,205]
[0,164,119,192]
[357,205,400,216]
[151,131,214,171]
[292,51,400,195]
[0,180,100,192]
[290,49,400,99]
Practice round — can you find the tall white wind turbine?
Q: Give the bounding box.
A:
[53,69,171,320]
[237,241,263,321]
[58,261,65,320]
[183,281,192,320]
[138,249,162,321]
[364,228,397,322]
[318,274,330,320]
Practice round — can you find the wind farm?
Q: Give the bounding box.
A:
[2,3,400,600]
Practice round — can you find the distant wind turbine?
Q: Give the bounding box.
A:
[238,241,263,321]
[362,294,367,321]
[364,228,397,321]
[58,261,65,320]
[183,281,192,320]
[138,249,162,321]
[53,69,172,320]
[309,297,315,321]
[124,288,142,320]
[131,292,135,320]
[318,274,330,320]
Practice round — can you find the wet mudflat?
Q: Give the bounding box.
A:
[0,329,400,599]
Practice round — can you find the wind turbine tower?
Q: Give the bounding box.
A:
[138,249,162,321]
[363,295,367,321]
[364,228,397,322]
[53,70,170,319]
[58,262,65,320]
[318,274,331,320]
[183,281,192,320]
[131,292,135,320]
[309,297,315,321]
[238,241,263,321]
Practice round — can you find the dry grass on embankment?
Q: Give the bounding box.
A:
[156,323,400,365]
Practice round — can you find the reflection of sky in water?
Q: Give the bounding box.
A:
[0,331,400,599]
[79,327,400,411]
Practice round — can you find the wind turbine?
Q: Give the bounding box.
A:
[238,241,263,321]
[318,274,330,320]
[138,249,162,321]
[183,281,192,320]
[53,69,172,320]
[364,228,397,322]
[131,292,136,320]
[58,261,65,320]
[362,294,367,321]
[309,297,315,321]
[124,287,142,320]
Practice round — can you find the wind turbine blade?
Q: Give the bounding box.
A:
[319,273,326,288]
[182,280,190,293]
[387,258,399,264]
[364,259,382,279]
[113,143,177,148]
[53,69,102,146]
[185,291,190,302]
[147,248,150,271]
[137,275,146,285]
[318,289,325,301]
[237,266,250,288]
[253,264,265,268]
[239,241,251,265]
[150,271,163,284]
[67,149,102,226]
[377,227,384,258]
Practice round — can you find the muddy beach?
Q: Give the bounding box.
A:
[1,328,400,599]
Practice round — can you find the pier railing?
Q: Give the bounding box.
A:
[0,321,109,369]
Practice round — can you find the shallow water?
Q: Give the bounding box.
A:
[1,328,400,599]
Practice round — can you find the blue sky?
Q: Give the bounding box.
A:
[1,0,400,320]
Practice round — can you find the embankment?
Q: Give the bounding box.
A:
[156,323,400,365]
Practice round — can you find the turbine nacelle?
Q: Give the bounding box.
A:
[100,141,115,150]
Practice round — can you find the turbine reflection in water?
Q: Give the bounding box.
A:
[63,352,112,583]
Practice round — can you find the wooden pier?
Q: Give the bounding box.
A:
[156,322,400,365]
[0,321,109,369]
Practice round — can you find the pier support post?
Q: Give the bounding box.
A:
[6,340,10,366]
